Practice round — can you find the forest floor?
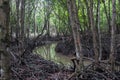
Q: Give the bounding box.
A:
[10,34,120,80]
[10,52,120,80]
[11,53,72,80]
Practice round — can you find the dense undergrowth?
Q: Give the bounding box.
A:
[9,34,120,80]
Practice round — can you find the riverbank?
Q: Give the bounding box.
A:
[10,52,120,80]
[11,53,61,80]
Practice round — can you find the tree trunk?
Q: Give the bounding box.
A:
[85,0,91,30]
[108,0,111,24]
[46,1,51,37]
[33,1,37,37]
[67,0,83,71]
[16,0,20,39]
[0,0,11,79]
[33,10,36,36]
[109,0,116,72]
[20,0,25,38]
[79,0,87,32]
[102,0,111,33]
[26,0,32,38]
[43,1,51,37]
[96,0,102,60]
[89,0,99,63]
[16,0,25,56]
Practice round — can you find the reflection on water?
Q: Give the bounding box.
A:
[34,43,72,66]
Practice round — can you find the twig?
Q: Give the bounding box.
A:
[11,68,23,80]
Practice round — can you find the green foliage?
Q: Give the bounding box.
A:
[10,0,120,35]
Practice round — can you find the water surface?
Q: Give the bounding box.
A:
[34,43,72,66]
[34,42,92,67]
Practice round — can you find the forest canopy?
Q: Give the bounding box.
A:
[9,0,120,36]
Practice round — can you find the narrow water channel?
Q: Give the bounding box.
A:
[34,42,93,68]
[33,42,72,66]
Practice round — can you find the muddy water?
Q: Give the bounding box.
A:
[34,42,92,67]
[34,43,119,72]
[34,43,72,66]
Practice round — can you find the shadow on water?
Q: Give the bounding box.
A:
[33,42,72,66]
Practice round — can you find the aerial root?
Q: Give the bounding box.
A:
[68,61,120,80]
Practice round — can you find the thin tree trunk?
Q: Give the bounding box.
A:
[102,0,111,33]
[46,1,51,37]
[96,0,102,60]
[20,0,25,38]
[67,0,83,71]
[33,7,36,36]
[58,8,60,36]
[82,6,87,32]
[85,0,91,30]
[26,0,32,38]
[0,0,11,79]
[109,0,116,72]
[18,0,25,56]
[16,0,25,55]
[16,0,20,39]
[89,0,99,63]
[5,0,10,39]
[108,0,111,23]
[79,0,87,32]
